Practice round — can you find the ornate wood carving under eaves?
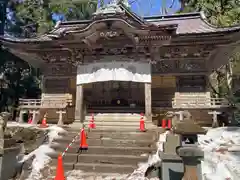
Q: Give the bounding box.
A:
[152,59,207,74]
[44,63,77,76]
[40,49,72,63]
[159,45,215,59]
[152,60,176,73]
[177,59,206,72]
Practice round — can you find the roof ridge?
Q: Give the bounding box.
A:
[143,12,201,20]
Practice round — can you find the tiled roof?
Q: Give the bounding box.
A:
[144,12,240,34]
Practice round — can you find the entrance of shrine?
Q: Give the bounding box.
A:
[84,81,145,113]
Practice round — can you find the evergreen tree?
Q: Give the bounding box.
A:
[178,0,240,26]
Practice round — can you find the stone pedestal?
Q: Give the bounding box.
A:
[160,134,183,180]
[160,152,184,180]
[176,146,204,180]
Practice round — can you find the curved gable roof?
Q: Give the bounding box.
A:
[1,10,240,43]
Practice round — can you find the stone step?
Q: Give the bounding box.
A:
[65,125,144,131]
[54,137,155,148]
[86,113,142,117]
[65,124,158,132]
[51,153,147,166]
[84,121,142,126]
[87,128,158,133]
[77,154,147,165]
[85,117,143,122]
[50,162,74,172]
[74,162,136,174]
[50,145,155,155]
[64,131,156,141]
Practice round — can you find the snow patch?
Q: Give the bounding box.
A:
[8,123,66,180]
[199,127,240,180]
[23,145,55,180]
[125,131,169,180]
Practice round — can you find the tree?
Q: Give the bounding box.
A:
[1,0,99,117]
[0,49,41,116]
[178,0,240,26]
[6,0,98,36]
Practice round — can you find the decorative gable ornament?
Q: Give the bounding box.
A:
[93,0,125,17]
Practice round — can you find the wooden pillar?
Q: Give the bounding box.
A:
[144,83,152,121]
[56,110,66,125]
[75,84,84,123]
[208,111,222,128]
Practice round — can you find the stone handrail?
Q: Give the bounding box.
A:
[19,98,70,109]
[172,97,230,109]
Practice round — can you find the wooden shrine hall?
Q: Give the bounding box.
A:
[1,2,240,125]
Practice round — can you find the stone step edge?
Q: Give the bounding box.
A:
[65,127,157,132]
[65,132,155,137]
[50,162,137,170]
[47,172,129,179]
[53,138,155,143]
[51,145,155,151]
[75,162,137,168]
[49,145,155,155]
[52,153,149,159]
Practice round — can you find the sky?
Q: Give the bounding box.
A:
[52,0,181,21]
[130,0,180,16]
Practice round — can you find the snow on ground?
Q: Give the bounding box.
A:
[7,122,66,180]
[199,127,240,180]
[65,130,170,180]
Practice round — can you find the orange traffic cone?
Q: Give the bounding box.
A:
[89,113,96,129]
[40,113,48,128]
[54,154,65,180]
[167,119,172,129]
[28,114,32,124]
[80,128,88,150]
[139,113,145,132]
[162,119,166,128]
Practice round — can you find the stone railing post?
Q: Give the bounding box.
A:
[56,110,66,126]
[30,110,40,124]
[176,146,204,180]
[208,111,222,128]
[18,110,26,123]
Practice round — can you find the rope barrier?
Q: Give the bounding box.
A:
[62,132,80,157]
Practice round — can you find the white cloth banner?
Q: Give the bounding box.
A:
[76,61,151,85]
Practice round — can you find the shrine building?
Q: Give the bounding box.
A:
[1,3,240,125]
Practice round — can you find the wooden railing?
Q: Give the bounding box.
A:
[19,98,71,109]
[172,97,230,109]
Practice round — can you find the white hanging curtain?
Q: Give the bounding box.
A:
[76,61,151,85]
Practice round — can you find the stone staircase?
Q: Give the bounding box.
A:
[49,113,161,178]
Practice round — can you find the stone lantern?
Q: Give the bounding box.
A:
[173,119,207,180]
